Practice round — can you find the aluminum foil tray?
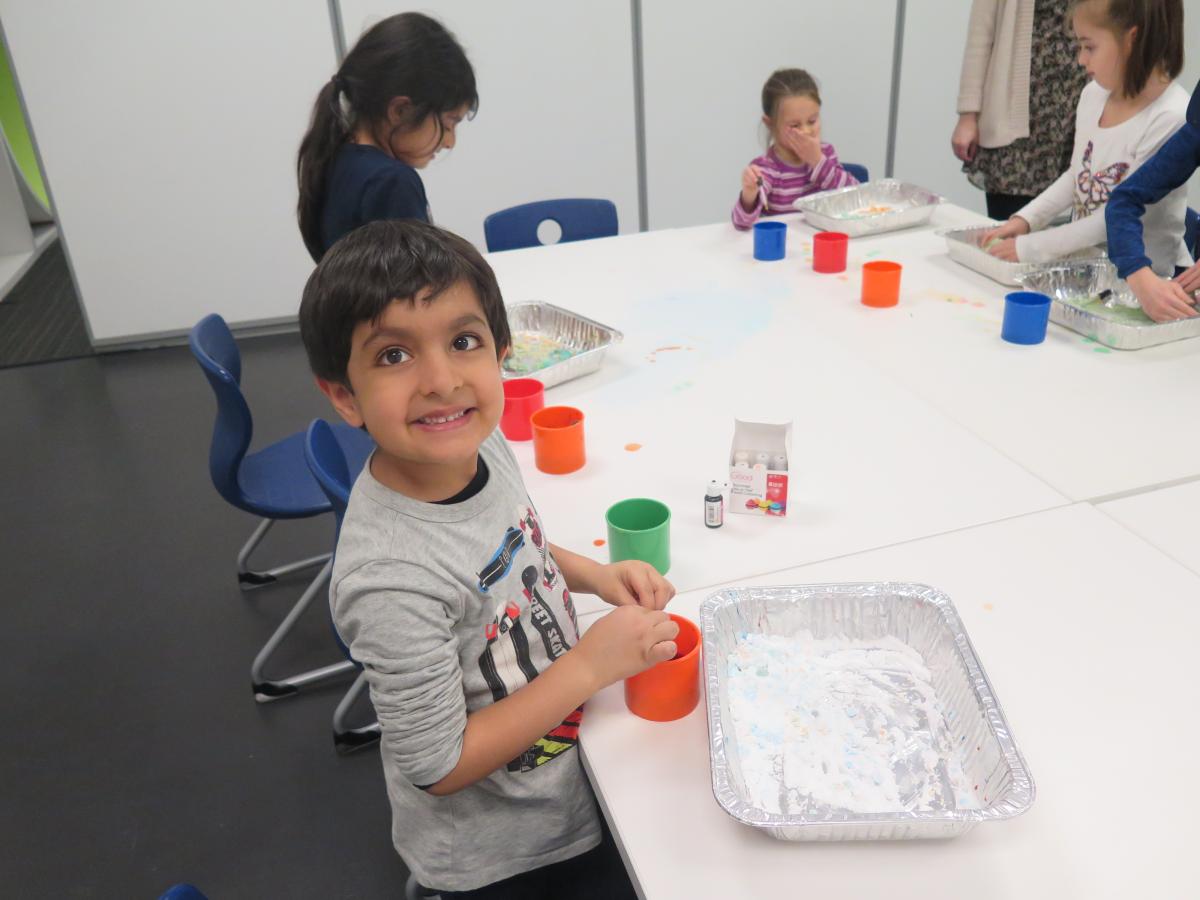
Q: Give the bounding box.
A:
[503,301,623,389]
[700,582,1034,841]
[793,180,942,237]
[941,225,1105,286]
[1016,260,1200,351]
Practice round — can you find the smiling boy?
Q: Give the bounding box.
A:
[298,220,678,898]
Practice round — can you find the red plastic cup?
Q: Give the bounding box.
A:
[862,260,902,307]
[624,613,701,722]
[813,231,849,273]
[531,405,586,474]
[500,377,544,441]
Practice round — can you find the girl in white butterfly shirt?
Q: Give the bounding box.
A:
[981,0,1189,274]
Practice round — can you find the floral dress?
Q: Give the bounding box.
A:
[964,0,1089,196]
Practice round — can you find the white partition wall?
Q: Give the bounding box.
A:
[336,1,641,250]
[0,1,335,344]
[639,0,897,231]
[892,0,984,213]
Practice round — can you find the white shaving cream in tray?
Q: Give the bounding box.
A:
[727,632,978,816]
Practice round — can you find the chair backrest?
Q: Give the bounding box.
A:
[843,163,869,184]
[304,418,357,661]
[158,886,208,900]
[303,419,352,530]
[1186,207,1199,260]
[188,314,254,510]
[483,198,618,252]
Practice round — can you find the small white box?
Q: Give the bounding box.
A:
[728,419,791,516]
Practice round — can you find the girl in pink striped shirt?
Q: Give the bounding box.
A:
[733,68,859,230]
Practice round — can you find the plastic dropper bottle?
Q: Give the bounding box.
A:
[704,481,725,529]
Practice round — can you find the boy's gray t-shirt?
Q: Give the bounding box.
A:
[331,429,601,892]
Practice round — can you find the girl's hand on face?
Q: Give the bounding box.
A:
[740,164,764,210]
[786,128,824,168]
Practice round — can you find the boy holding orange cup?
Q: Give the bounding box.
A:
[299,219,677,898]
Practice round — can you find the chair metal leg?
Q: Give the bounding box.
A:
[251,560,356,702]
[333,671,382,754]
[237,518,331,589]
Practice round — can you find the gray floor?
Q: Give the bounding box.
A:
[0,334,410,898]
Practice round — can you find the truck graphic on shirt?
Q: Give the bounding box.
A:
[477,526,525,593]
[474,513,583,773]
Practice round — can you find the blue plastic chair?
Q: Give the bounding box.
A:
[189,314,372,701]
[304,420,381,754]
[1186,207,1198,260]
[483,198,617,252]
[158,887,207,900]
[843,163,869,184]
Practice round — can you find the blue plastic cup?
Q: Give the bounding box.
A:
[753,221,787,261]
[1001,291,1052,345]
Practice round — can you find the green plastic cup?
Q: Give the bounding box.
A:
[605,498,671,575]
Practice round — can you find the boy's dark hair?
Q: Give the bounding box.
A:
[761,68,821,119]
[1069,0,1184,98]
[297,12,478,261]
[299,220,510,386]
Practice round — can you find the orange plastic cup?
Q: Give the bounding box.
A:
[624,613,701,722]
[861,260,902,307]
[530,405,586,474]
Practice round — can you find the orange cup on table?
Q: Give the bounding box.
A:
[624,613,701,722]
[861,260,902,307]
[530,405,586,474]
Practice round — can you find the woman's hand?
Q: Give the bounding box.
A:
[952,113,979,163]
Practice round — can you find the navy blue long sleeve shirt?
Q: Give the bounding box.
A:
[1106,81,1200,278]
[318,144,430,257]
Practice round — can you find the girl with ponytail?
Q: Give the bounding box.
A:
[297,12,477,261]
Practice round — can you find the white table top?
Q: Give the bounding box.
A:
[578,503,1200,900]
[1098,480,1200,577]
[752,210,1200,502]
[492,215,1066,610]
[494,208,1200,505]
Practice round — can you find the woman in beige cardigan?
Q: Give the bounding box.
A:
[952,0,1087,220]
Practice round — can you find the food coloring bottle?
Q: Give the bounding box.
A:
[704,481,724,529]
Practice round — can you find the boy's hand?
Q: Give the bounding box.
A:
[785,128,824,168]
[740,164,763,210]
[1128,267,1198,322]
[592,560,676,610]
[573,605,679,688]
